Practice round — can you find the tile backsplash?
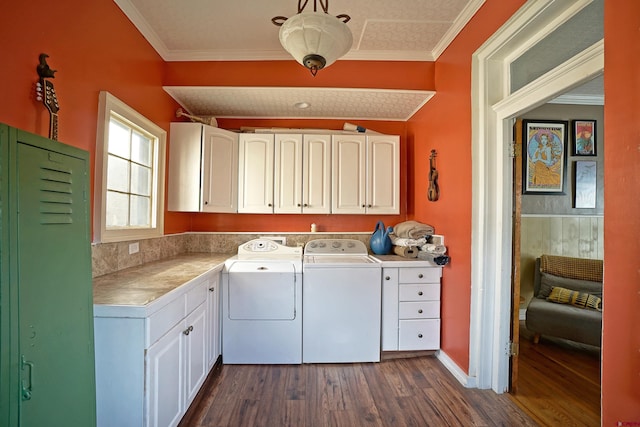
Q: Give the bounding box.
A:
[92,232,370,278]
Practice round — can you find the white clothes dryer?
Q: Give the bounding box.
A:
[222,239,302,364]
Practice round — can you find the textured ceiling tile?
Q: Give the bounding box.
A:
[358,21,451,51]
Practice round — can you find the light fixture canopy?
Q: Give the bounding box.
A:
[273,1,352,76]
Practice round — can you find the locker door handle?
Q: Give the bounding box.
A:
[21,356,34,400]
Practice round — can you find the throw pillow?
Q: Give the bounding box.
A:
[537,272,602,299]
[547,286,602,311]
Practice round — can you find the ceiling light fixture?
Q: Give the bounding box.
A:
[294,101,311,109]
[272,0,352,76]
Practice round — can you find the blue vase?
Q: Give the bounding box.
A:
[369,221,393,255]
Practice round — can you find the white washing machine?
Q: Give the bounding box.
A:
[222,239,302,364]
[303,238,382,363]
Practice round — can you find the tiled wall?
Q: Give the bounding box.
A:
[92,232,370,278]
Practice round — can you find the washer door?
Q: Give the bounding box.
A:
[227,261,296,320]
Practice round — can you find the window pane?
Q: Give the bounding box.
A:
[131,163,151,196]
[108,120,131,159]
[106,191,129,228]
[130,195,151,227]
[107,155,130,193]
[132,131,152,167]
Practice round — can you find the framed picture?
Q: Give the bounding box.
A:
[571,119,597,156]
[574,160,597,208]
[522,119,568,194]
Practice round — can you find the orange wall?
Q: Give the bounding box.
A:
[0,0,192,236]
[602,1,640,423]
[406,0,526,374]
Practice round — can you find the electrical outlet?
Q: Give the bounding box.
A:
[129,242,140,254]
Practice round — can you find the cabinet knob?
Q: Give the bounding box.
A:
[385,276,391,280]
[268,203,273,207]
[297,203,301,207]
[204,201,209,205]
[418,273,424,278]
[368,204,372,208]
[183,325,194,336]
[418,309,423,314]
[209,287,215,292]
[304,203,309,207]
[418,334,423,339]
[418,291,423,296]
[362,204,366,208]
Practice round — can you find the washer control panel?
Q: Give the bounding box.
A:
[238,239,302,257]
[304,239,368,255]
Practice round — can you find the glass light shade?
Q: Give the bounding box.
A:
[279,12,353,72]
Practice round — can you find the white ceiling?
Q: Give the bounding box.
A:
[114,0,602,121]
[114,0,481,121]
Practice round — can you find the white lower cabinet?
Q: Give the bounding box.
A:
[381,264,442,351]
[94,268,221,427]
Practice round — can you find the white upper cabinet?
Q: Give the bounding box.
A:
[167,123,238,213]
[240,133,332,214]
[302,134,332,214]
[332,134,399,214]
[238,133,274,213]
[367,135,400,215]
[274,134,331,214]
[274,134,303,213]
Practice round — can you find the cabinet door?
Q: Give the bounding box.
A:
[303,134,331,214]
[332,134,366,214]
[184,303,208,408]
[15,139,96,427]
[167,122,203,212]
[202,126,238,213]
[367,135,400,215]
[274,134,303,213]
[238,134,274,213]
[206,272,221,369]
[381,268,399,351]
[147,321,184,427]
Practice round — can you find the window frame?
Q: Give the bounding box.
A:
[94,91,166,243]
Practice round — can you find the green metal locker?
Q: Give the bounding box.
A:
[0,124,96,427]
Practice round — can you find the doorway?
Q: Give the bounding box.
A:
[469,0,604,393]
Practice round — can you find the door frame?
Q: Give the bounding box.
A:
[469,0,603,392]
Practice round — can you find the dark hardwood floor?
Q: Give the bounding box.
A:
[180,353,537,427]
[181,324,600,427]
[510,323,601,427]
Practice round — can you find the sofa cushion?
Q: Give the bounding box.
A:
[525,298,602,347]
[547,286,602,311]
[537,272,602,299]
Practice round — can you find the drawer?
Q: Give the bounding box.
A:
[186,280,208,314]
[398,267,441,283]
[399,283,440,301]
[148,295,186,346]
[398,319,440,350]
[399,301,440,319]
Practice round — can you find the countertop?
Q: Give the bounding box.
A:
[371,254,442,268]
[93,252,231,307]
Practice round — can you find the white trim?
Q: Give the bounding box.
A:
[548,94,604,105]
[94,92,166,243]
[470,0,602,393]
[436,351,477,389]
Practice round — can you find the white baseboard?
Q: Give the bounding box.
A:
[436,350,477,388]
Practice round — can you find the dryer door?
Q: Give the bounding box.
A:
[227,261,296,320]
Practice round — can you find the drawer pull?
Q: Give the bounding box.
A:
[385,276,390,280]
[418,291,423,296]
[183,325,194,336]
[418,309,423,314]
[418,273,424,278]
[209,286,215,292]
[418,334,423,339]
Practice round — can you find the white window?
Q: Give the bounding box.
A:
[94,91,165,243]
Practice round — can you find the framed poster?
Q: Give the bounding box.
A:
[522,120,568,194]
[572,119,597,156]
[574,160,597,208]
